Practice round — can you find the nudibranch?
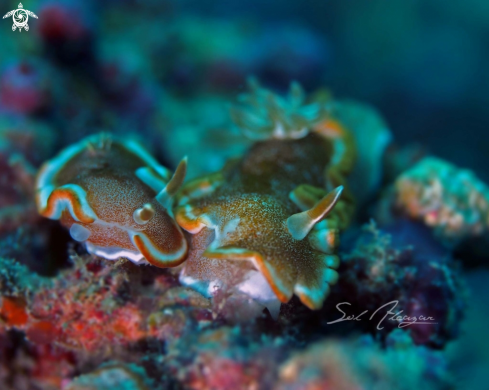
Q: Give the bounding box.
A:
[175,80,357,315]
[35,133,188,267]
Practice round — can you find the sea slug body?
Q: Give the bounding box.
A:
[175,80,357,313]
[35,133,188,267]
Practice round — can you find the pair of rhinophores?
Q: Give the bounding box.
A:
[36,80,385,318]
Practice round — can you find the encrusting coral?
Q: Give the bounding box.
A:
[0,253,213,354]
[386,157,489,247]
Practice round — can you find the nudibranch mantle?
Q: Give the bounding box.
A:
[177,190,343,314]
[36,134,188,267]
[175,80,357,313]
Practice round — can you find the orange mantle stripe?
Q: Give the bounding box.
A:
[41,187,95,224]
[133,234,187,268]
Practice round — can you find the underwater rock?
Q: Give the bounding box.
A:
[0,331,76,390]
[65,363,153,390]
[276,330,452,390]
[332,220,465,347]
[0,221,464,388]
[24,256,150,351]
[166,326,283,390]
[0,257,48,298]
[379,157,489,248]
[1,253,213,353]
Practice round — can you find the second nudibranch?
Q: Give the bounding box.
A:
[175,80,357,314]
[35,134,188,267]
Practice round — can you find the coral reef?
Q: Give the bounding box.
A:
[2,0,488,386]
[0,214,466,389]
[1,82,475,389]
